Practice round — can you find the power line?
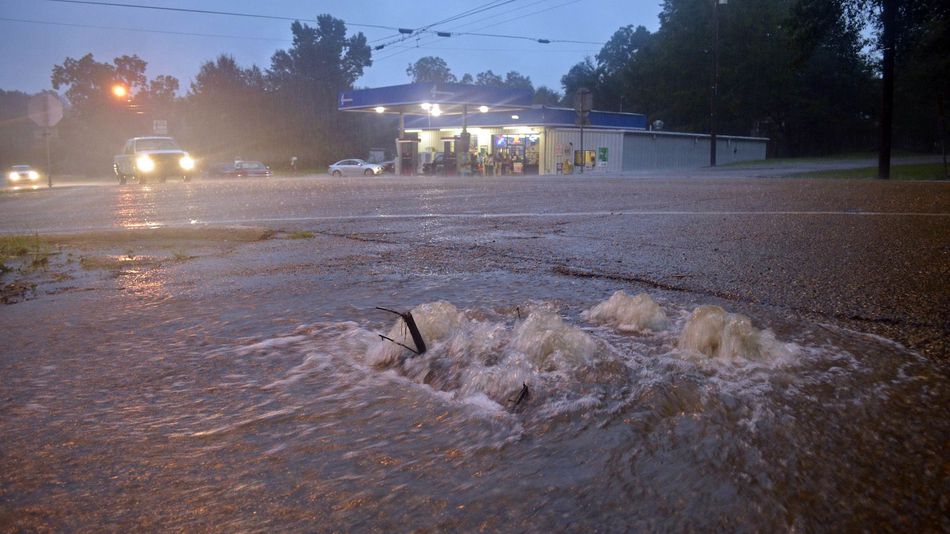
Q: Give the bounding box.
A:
[44,0,397,30]
[372,0,513,50]
[0,16,293,42]
[373,0,600,62]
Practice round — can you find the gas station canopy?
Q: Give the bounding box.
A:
[338,82,533,116]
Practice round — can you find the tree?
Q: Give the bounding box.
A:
[406,56,456,83]
[560,58,599,106]
[50,53,178,173]
[792,0,949,176]
[474,70,504,87]
[533,86,562,106]
[182,55,267,161]
[503,71,533,91]
[266,15,372,163]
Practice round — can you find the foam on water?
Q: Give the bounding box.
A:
[363,301,607,410]
[582,290,670,332]
[677,305,796,364]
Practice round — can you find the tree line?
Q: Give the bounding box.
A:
[0,1,946,176]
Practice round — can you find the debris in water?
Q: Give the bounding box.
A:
[378,334,420,355]
[376,306,428,355]
[508,382,530,410]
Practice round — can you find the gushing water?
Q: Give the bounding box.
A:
[3,288,945,531]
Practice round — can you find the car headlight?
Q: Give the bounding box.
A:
[136,155,155,172]
[28,171,39,180]
[179,155,194,171]
[8,172,19,182]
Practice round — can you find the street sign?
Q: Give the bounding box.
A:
[152,119,168,135]
[28,92,64,128]
[574,88,592,126]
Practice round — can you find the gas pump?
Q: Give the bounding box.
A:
[396,137,418,176]
[455,132,471,176]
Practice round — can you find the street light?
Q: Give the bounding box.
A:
[112,84,128,99]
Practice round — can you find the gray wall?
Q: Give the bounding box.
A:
[622,131,767,171]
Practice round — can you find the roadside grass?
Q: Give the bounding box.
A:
[288,231,315,239]
[0,234,52,268]
[725,150,927,167]
[787,163,948,181]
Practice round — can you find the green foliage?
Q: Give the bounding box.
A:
[407,56,456,83]
[789,163,948,180]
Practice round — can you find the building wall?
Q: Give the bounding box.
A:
[622,131,767,171]
[544,128,625,174]
[411,127,768,174]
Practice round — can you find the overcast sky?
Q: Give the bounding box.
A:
[0,0,662,97]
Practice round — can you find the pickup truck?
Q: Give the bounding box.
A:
[113,136,195,184]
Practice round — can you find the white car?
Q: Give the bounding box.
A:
[7,165,41,184]
[328,159,383,176]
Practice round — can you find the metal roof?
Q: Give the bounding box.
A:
[403,106,648,130]
[339,83,533,115]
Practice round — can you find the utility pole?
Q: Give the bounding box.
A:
[709,0,723,167]
[878,0,895,179]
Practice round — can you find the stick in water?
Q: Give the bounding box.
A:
[376,307,428,355]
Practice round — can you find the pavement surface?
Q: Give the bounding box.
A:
[2,162,948,358]
[2,161,949,531]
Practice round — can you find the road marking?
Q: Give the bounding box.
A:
[2,209,948,235]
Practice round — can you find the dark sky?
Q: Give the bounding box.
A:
[0,0,661,97]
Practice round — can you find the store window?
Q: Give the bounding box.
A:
[491,134,540,175]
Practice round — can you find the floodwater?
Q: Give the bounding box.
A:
[2,267,946,532]
[1,173,948,531]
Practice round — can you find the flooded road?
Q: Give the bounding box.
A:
[1,171,948,531]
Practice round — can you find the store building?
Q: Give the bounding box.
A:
[339,82,767,175]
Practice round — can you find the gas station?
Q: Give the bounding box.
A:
[339,82,767,175]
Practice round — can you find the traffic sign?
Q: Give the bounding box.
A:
[28,93,64,128]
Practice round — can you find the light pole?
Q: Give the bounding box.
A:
[709,0,724,167]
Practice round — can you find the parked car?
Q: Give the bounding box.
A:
[206,160,272,178]
[6,165,41,185]
[422,152,456,175]
[113,136,194,184]
[380,160,395,173]
[328,159,383,176]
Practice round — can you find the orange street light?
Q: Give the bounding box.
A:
[112,84,128,99]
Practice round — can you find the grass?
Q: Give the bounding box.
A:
[788,163,949,181]
[0,234,50,262]
[725,150,928,167]
[287,231,315,239]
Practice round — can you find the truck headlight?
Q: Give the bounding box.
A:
[136,155,155,172]
[28,171,39,180]
[179,155,194,171]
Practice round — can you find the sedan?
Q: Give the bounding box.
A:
[7,165,41,185]
[207,160,272,178]
[328,159,383,176]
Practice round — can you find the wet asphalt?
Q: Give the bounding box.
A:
[2,164,947,358]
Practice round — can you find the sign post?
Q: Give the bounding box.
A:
[574,88,592,174]
[28,92,64,188]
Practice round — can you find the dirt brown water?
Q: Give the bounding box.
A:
[1,173,948,531]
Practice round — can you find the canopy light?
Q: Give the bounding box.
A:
[511,114,520,120]
[420,102,431,111]
[479,105,489,113]
[374,106,385,113]
[430,105,442,117]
